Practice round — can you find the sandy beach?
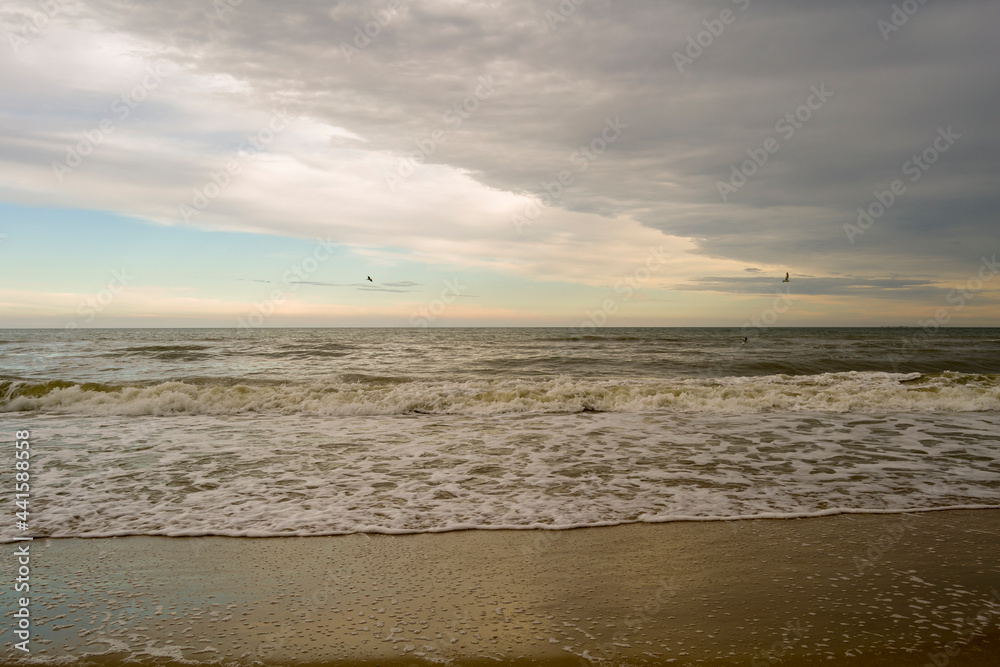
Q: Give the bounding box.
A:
[3,509,999,666]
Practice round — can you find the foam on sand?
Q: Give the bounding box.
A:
[6,410,998,542]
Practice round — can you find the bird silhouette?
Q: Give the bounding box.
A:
[366,276,373,282]
[782,272,789,283]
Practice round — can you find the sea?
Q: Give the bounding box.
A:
[1,327,999,542]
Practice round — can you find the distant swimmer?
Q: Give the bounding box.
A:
[782,272,790,283]
[366,276,373,282]
[741,337,748,344]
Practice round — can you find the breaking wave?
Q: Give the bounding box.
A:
[2,371,998,416]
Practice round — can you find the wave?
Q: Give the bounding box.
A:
[2,371,998,416]
[104,344,215,362]
[536,335,662,342]
[121,345,212,352]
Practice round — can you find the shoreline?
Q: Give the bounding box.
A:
[7,503,1000,543]
[3,509,1000,665]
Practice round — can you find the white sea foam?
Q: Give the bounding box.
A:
[2,371,998,415]
[3,411,998,542]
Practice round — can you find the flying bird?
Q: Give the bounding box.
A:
[366,276,373,282]
[782,272,790,283]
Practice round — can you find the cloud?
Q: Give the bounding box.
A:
[242,279,425,293]
[675,274,954,300]
[0,0,997,323]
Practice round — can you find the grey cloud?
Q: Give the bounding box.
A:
[3,0,998,291]
[674,274,997,302]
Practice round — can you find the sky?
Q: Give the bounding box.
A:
[0,0,997,328]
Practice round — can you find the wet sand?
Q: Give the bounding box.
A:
[3,509,1000,666]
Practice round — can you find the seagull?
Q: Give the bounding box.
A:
[782,272,790,283]
[741,337,748,345]
[366,276,373,282]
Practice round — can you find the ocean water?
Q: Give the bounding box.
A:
[1,327,999,541]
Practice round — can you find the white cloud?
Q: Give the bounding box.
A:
[0,15,758,292]
[1,0,997,324]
